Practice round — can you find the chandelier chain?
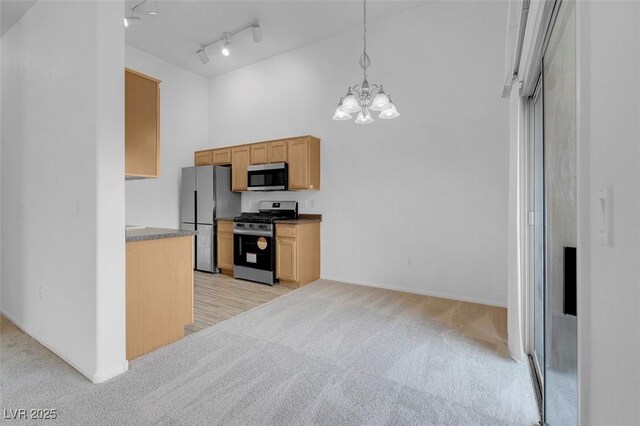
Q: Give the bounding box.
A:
[359,0,370,79]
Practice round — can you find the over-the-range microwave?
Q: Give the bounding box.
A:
[247,163,288,191]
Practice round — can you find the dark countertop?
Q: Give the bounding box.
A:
[126,227,198,242]
[275,214,322,224]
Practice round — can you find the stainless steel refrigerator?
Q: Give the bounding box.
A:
[180,165,241,272]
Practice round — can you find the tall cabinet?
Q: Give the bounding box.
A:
[125,68,160,178]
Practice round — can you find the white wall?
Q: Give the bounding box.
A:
[125,45,209,228]
[1,1,126,383]
[577,1,640,424]
[207,2,510,306]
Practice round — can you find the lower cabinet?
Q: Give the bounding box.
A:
[217,220,234,274]
[276,238,297,282]
[276,222,320,287]
[126,236,193,360]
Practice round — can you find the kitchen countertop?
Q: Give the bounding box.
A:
[126,227,198,242]
[275,214,322,224]
[216,217,235,221]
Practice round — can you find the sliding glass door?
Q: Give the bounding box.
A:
[530,1,577,424]
[542,1,577,424]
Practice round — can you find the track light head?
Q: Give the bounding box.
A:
[145,0,158,15]
[251,24,262,43]
[124,16,141,28]
[196,48,210,64]
[221,39,231,57]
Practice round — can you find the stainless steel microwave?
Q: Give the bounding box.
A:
[247,163,288,191]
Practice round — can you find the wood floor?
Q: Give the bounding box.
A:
[184,271,292,335]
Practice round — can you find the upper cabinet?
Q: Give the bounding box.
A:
[125,68,160,179]
[250,143,268,165]
[194,148,232,166]
[195,135,320,192]
[194,150,212,166]
[288,136,320,190]
[231,146,251,191]
[268,140,288,163]
[211,148,232,165]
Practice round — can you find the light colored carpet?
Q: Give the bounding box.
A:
[1,280,539,425]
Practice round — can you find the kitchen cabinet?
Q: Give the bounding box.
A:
[231,146,250,191]
[194,136,320,192]
[194,150,212,166]
[217,219,234,274]
[276,221,320,287]
[126,235,193,360]
[276,238,297,281]
[250,143,268,165]
[125,68,160,178]
[212,148,232,165]
[268,141,288,163]
[287,136,321,190]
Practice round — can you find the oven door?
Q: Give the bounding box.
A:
[233,232,275,272]
[247,163,288,191]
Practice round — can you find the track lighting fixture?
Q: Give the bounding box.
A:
[124,0,159,28]
[124,16,141,28]
[196,49,210,65]
[251,23,262,43]
[196,20,262,64]
[221,36,231,57]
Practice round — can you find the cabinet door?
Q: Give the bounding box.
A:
[212,148,232,165]
[250,143,268,165]
[268,141,288,163]
[125,69,160,178]
[276,238,297,281]
[194,150,212,166]
[231,146,250,191]
[217,232,234,271]
[287,138,309,190]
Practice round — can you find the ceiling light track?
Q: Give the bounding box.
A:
[196,20,262,64]
[124,0,158,28]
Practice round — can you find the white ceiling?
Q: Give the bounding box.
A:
[1,0,37,37]
[125,1,426,78]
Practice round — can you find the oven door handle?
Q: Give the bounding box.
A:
[233,229,274,237]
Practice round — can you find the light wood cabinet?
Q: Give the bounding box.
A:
[276,221,320,288]
[125,68,161,178]
[217,220,234,274]
[250,143,269,165]
[212,148,232,165]
[268,140,288,163]
[231,146,250,191]
[194,150,212,166]
[288,136,321,190]
[276,238,297,281]
[126,236,193,360]
[194,136,320,192]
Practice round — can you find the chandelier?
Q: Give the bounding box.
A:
[332,0,399,124]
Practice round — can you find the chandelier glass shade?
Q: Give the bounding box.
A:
[333,0,399,124]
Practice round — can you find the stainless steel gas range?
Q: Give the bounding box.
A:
[233,201,298,285]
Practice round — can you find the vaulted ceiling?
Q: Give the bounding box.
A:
[125,1,426,78]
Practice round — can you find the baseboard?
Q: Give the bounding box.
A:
[91,361,129,384]
[0,309,128,383]
[320,276,507,308]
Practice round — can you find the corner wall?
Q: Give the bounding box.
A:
[1,0,126,382]
[207,2,510,306]
[577,1,640,423]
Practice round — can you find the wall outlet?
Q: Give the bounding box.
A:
[407,257,412,267]
[309,199,315,208]
[38,286,43,301]
[299,201,307,209]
